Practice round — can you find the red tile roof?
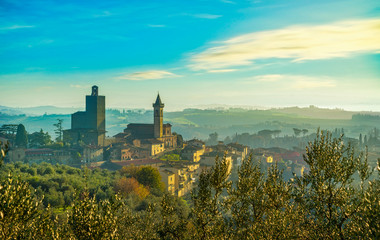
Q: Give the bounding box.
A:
[111,158,164,167]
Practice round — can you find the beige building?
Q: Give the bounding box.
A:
[8,148,26,162]
[117,138,165,160]
[159,169,176,195]
[140,139,164,156]
[181,145,205,162]
[159,162,200,197]
[83,146,103,163]
[227,142,249,160]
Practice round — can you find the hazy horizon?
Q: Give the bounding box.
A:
[2,102,380,114]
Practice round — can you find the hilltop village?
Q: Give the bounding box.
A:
[2,86,310,196]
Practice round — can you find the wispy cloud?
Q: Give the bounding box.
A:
[208,69,237,73]
[148,24,166,28]
[116,70,181,81]
[189,18,380,71]
[250,74,336,89]
[253,74,283,82]
[0,25,35,31]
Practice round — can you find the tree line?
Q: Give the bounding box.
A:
[0,131,379,239]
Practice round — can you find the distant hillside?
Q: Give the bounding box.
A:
[1,106,379,141]
[271,106,355,119]
[0,105,82,116]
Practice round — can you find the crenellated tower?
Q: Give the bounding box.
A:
[153,94,164,138]
[66,85,106,146]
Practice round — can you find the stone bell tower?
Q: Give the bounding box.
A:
[153,94,164,138]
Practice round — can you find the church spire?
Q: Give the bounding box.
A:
[153,93,164,107]
[153,93,164,138]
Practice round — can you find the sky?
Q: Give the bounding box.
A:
[0,0,379,111]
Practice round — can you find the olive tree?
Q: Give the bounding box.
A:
[293,131,374,239]
[191,155,231,240]
[226,157,302,240]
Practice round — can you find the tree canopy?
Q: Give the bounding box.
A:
[28,129,52,147]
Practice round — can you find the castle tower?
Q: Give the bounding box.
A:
[65,85,106,146]
[153,94,164,138]
[86,85,105,132]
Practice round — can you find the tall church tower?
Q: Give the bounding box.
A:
[153,94,164,138]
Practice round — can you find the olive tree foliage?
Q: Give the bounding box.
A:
[0,141,60,239]
[0,176,60,240]
[154,193,189,240]
[293,131,376,239]
[191,131,379,240]
[66,192,123,240]
[353,162,380,239]
[117,193,190,240]
[226,158,302,240]
[0,140,9,167]
[0,131,378,239]
[191,155,232,240]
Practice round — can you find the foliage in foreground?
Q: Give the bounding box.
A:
[0,131,379,239]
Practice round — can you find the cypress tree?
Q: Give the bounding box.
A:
[15,124,28,148]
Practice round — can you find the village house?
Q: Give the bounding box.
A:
[181,139,206,162]
[159,162,200,197]
[82,145,103,163]
[159,169,176,195]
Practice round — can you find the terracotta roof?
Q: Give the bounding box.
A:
[112,158,163,167]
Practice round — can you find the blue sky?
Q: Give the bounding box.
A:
[1,0,379,111]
